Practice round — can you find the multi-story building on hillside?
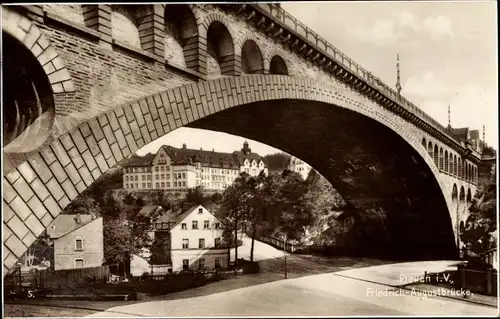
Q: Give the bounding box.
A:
[150,204,229,272]
[287,156,312,180]
[122,141,268,192]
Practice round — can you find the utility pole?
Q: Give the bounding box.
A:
[284,255,287,279]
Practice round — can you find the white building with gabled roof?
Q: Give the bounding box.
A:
[150,204,229,272]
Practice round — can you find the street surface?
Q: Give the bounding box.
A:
[5,236,498,317]
[83,236,497,317]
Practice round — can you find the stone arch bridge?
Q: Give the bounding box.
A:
[2,4,482,275]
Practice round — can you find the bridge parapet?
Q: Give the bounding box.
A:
[242,4,475,158]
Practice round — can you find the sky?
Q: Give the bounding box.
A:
[137,1,497,157]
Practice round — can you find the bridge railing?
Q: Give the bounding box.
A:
[263,4,466,148]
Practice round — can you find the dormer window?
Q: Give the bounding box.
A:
[198,208,203,214]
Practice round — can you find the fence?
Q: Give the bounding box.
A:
[5,265,110,294]
[456,266,497,296]
[258,235,297,253]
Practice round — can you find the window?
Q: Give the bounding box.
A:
[182,181,186,187]
[204,220,209,229]
[215,238,221,248]
[192,221,198,229]
[160,166,164,172]
[215,223,220,229]
[182,259,189,270]
[215,259,221,269]
[181,223,187,230]
[198,208,203,214]
[155,166,159,172]
[174,182,177,187]
[147,183,151,188]
[182,173,186,179]
[182,239,189,249]
[75,238,83,251]
[156,183,159,188]
[167,182,170,188]
[125,176,129,181]
[161,174,165,179]
[75,259,84,269]
[135,175,138,181]
[198,238,205,249]
[198,258,205,270]
[142,183,145,188]
[161,182,165,188]
[142,175,146,181]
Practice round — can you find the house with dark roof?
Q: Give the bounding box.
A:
[147,204,228,272]
[46,214,104,270]
[122,141,268,192]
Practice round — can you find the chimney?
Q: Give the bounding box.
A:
[182,143,187,149]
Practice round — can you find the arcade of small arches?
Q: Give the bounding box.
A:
[421,137,478,185]
[107,4,289,77]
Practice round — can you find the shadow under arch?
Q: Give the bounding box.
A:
[2,32,55,153]
[187,98,456,260]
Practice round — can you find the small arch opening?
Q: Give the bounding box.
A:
[269,55,289,75]
[164,5,198,69]
[444,150,449,173]
[111,5,142,48]
[207,21,235,77]
[241,40,264,75]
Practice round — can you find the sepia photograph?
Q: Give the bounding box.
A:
[1,1,498,317]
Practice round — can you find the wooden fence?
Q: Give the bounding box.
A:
[39,265,110,289]
[258,235,297,253]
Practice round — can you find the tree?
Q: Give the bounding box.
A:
[184,186,207,205]
[217,173,253,266]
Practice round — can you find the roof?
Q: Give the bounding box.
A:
[469,130,480,140]
[123,144,265,169]
[154,204,221,229]
[138,205,163,218]
[46,214,95,239]
[125,153,155,167]
[451,127,469,140]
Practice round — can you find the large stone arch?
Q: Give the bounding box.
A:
[2,8,76,155]
[3,75,457,274]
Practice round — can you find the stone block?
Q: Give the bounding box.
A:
[98,139,112,159]
[40,145,57,165]
[95,153,108,173]
[91,167,102,180]
[43,195,61,218]
[61,179,78,201]
[78,166,94,187]
[6,169,20,184]
[46,177,66,201]
[58,195,70,210]
[81,150,97,171]
[29,153,53,183]
[64,162,81,184]
[68,147,85,169]
[4,201,15,222]
[25,214,44,237]
[89,118,105,142]
[22,231,37,247]
[7,215,29,241]
[27,196,48,220]
[41,213,53,227]
[85,134,100,156]
[50,160,68,183]
[10,196,32,221]
[17,161,37,184]
[5,234,26,258]
[102,124,116,144]
[107,111,120,131]
[51,140,71,167]
[3,179,17,204]
[75,181,86,193]
[71,129,88,153]
[30,178,50,201]
[12,176,34,202]
[110,143,123,163]
[80,122,92,138]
